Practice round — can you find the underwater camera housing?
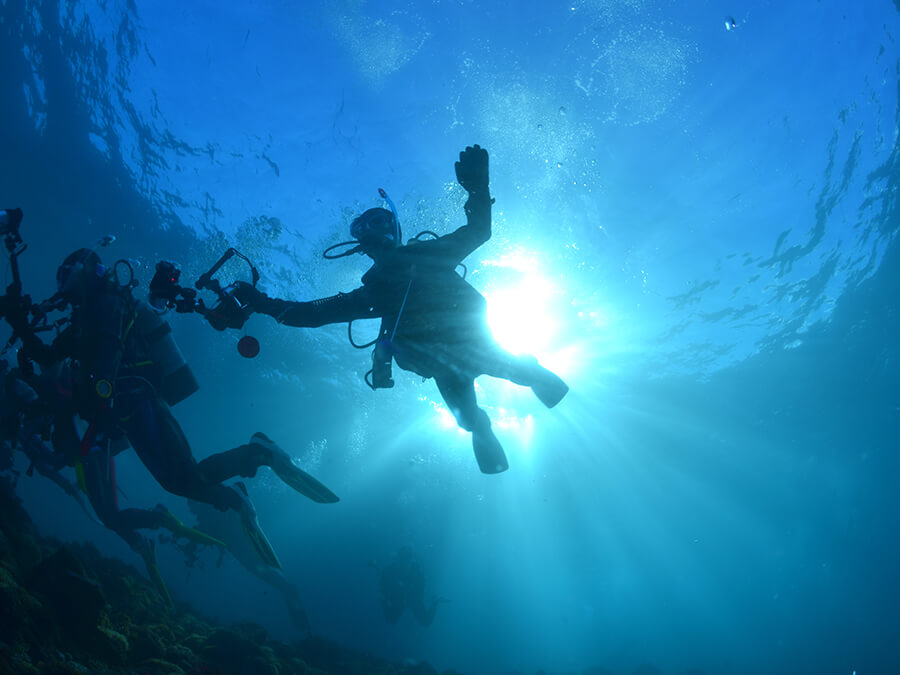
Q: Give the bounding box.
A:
[200,280,257,332]
[0,208,33,352]
[0,209,24,242]
[149,261,196,312]
[191,248,259,332]
[149,249,261,356]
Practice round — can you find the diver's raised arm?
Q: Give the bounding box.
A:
[413,144,494,263]
[456,143,492,234]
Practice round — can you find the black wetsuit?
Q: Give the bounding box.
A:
[260,195,539,402]
[255,192,561,472]
[28,282,271,518]
[378,548,441,627]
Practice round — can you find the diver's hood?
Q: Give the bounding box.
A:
[56,248,104,299]
[324,190,402,260]
[350,207,402,248]
[55,236,117,304]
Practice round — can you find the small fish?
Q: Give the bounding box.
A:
[725,16,737,31]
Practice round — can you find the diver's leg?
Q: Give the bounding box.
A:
[196,443,265,482]
[198,436,339,504]
[79,451,173,605]
[434,375,508,474]
[80,451,150,536]
[81,451,129,535]
[406,572,437,627]
[120,395,242,511]
[120,394,281,569]
[80,450,220,545]
[480,348,569,408]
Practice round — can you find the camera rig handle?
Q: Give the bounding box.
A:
[0,209,49,357]
[150,247,261,332]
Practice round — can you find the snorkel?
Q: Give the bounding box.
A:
[377,187,402,245]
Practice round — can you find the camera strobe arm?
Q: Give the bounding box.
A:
[150,248,261,331]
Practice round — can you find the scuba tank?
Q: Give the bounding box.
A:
[133,301,199,406]
[370,338,395,389]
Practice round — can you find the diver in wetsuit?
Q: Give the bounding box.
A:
[0,358,95,520]
[373,546,444,627]
[25,247,339,573]
[32,359,228,607]
[241,145,569,473]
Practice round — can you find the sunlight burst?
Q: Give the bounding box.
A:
[483,251,561,357]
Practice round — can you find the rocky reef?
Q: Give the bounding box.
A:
[0,475,462,675]
[0,474,711,675]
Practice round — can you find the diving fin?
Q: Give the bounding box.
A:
[251,432,339,504]
[472,428,509,474]
[133,536,173,608]
[285,591,312,635]
[527,359,569,409]
[235,487,282,570]
[154,504,225,549]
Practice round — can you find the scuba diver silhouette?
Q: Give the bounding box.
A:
[22,246,339,575]
[240,145,569,473]
[372,546,444,627]
[0,355,225,606]
[44,358,232,606]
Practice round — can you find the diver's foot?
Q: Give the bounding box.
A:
[235,488,282,570]
[531,369,569,409]
[250,432,339,504]
[132,536,173,608]
[472,429,509,474]
[153,504,225,549]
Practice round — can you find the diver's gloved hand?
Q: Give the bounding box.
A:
[455,144,490,195]
[0,208,23,232]
[231,281,264,311]
[229,281,288,320]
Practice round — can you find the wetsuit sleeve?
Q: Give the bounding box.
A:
[23,326,73,368]
[12,379,41,421]
[409,191,493,265]
[256,286,376,327]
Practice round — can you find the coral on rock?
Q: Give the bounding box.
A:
[0,476,459,675]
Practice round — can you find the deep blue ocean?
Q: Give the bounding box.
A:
[2,1,899,673]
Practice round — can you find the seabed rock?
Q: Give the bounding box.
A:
[0,476,471,675]
[0,476,722,675]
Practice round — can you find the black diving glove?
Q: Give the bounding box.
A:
[0,208,23,234]
[200,281,260,331]
[455,144,490,195]
[230,281,263,310]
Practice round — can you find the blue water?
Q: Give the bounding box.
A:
[2,1,899,673]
